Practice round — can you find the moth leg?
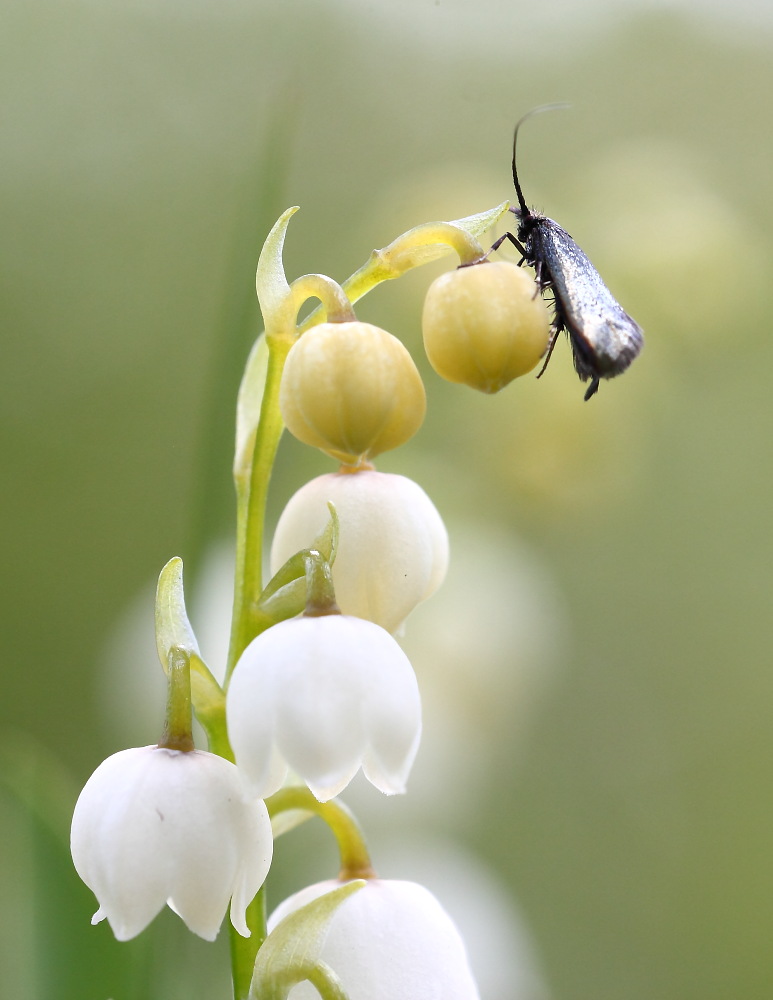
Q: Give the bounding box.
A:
[583,377,600,401]
[458,233,510,267]
[536,325,561,379]
[487,231,528,262]
[534,257,552,292]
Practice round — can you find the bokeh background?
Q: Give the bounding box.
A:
[3,0,773,997]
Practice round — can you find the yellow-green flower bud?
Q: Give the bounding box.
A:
[422,261,552,393]
[280,322,426,465]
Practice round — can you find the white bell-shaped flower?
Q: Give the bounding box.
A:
[270,470,449,633]
[70,746,273,941]
[226,614,421,802]
[268,878,480,1000]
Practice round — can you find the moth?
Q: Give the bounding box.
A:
[492,107,644,400]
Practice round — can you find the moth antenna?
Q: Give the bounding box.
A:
[511,103,571,216]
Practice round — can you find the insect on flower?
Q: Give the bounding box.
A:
[491,106,644,400]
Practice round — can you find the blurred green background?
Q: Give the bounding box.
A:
[3,0,773,997]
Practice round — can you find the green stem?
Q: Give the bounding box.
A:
[302,552,340,617]
[230,887,267,1000]
[298,221,486,333]
[157,648,194,752]
[266,787,375,880]
[305,962,350,1000]
[290,274,355,324]
[226,336,291,682]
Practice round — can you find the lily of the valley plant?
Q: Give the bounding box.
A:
[71,192,554,999]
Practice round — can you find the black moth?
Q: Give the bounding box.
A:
[492,107,644,400]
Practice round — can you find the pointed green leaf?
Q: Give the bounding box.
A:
[155,559,224,734]
[317,501,339,566]
[155,557,200,671]
[188,651,226,728]
[451,200,512,237]
[254,503,340,626]
[256,206,300,342]
[249,881,365,1000]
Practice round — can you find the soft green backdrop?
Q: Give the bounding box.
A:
[3,1,773,998]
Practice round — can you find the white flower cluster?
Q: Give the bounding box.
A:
[228,469,447,803]
[71,468,449,949]
[70,204,495,998]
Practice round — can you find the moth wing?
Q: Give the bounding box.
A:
[533,220,643,379]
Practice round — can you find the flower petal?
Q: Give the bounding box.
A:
[71,746,273,941]
[268,879,480,1000]
[270,471,449,633]
[227,615,421,802]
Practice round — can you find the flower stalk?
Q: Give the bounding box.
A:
[299,208,510,332]
[302,551,340,618]
[231,889,268,1000]
[290,273,356,325]
[267,786,375,880]
[158,646,195,753]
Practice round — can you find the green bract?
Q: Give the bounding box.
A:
[255,206,301,345]
[154,559,226,753]
[249,880,366,1000]
[253,502,340,627]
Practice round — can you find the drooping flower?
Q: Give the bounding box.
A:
[70,745,273,941]
[279,320,426,465]
[270,470,449,633]
[226,614,421,802]
[422,260,551,393]
[268,878,480,1000]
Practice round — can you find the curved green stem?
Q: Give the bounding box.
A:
[299,220,487,333]
[158,647,194,752]
[230,789,370,998]
[290,274,355,324]
[305,962,350,1000]
[267,787,375,880]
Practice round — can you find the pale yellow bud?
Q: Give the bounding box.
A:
[280,322,426,465]
[422,261,552,393]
